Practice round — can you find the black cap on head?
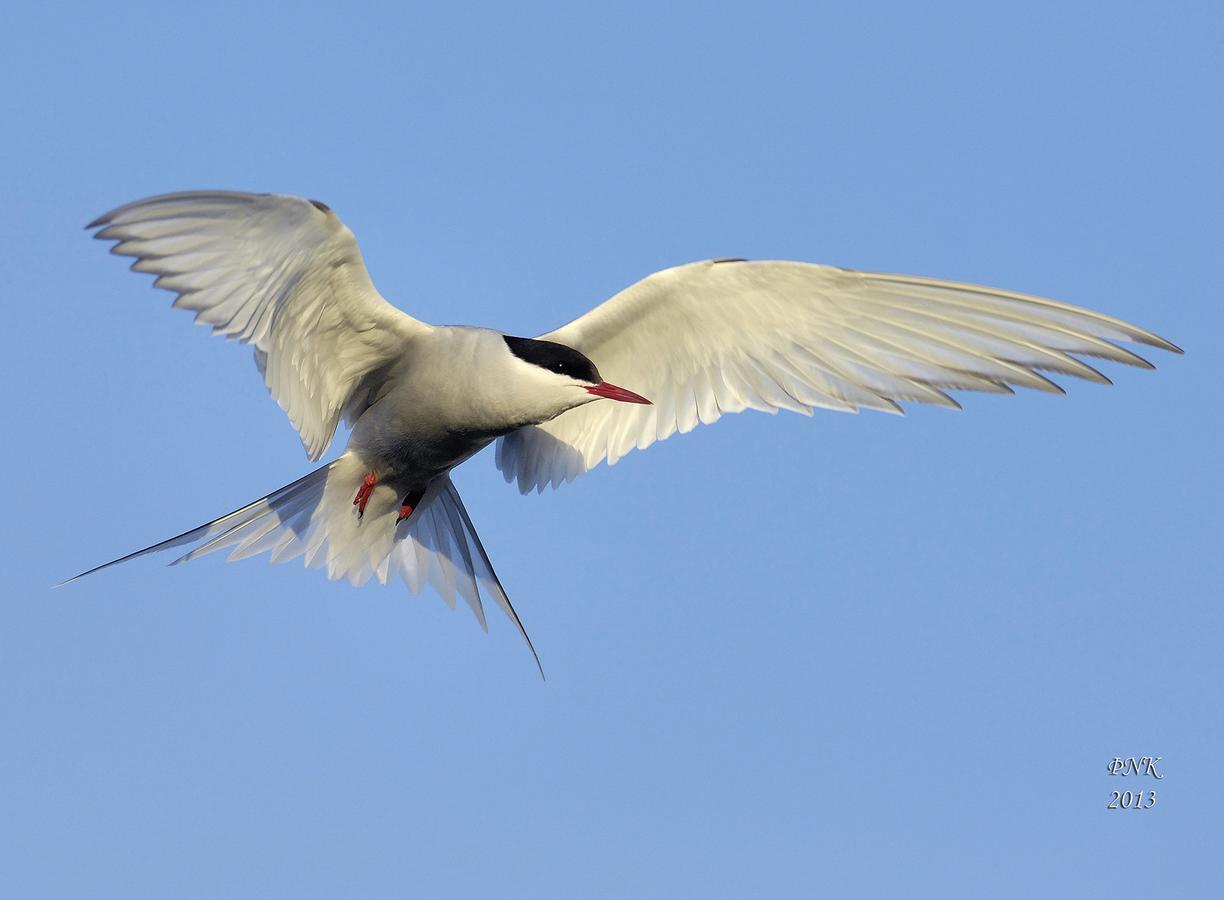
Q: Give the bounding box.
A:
[504,335,601,384]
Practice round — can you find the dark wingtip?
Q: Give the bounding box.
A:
[1132,330,1183,356]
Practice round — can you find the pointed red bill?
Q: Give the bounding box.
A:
[586,382,652,404]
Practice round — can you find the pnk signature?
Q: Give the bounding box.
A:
[1106,756,1162,810]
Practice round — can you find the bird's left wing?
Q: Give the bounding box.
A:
[89,191,431,460]
[496,259,1180,492]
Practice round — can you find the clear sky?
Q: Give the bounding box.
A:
[3,2,1220,897]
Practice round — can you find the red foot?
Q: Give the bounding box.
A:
[353,471,377,518]
[396,489,426,524]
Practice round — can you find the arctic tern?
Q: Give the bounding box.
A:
[68,191,1180,670]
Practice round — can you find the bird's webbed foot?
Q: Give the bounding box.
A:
[353,471,377,518]
[396,488,426,524]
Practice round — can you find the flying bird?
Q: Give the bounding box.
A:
[69,191,1181,671]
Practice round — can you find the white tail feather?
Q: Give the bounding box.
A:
[62,453,542,675]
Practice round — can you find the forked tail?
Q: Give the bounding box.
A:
[62,454,542,676]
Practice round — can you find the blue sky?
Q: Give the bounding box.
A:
[3,2,1220,896]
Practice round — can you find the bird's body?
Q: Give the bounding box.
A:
[349,327,533,484]
[70,190,1180,669]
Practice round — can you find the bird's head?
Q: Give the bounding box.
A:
[502,335,650,422]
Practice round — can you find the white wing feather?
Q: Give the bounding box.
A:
[497,260,1180,492]
[89,191,430,460]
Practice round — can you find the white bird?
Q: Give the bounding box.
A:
[69,190,1180,671]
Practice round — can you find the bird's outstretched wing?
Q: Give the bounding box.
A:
[89,191,430,460]
[496,259,1180,492]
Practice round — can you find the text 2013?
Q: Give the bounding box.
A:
[1108,790,1156,809]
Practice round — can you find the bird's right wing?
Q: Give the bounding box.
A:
[89,191,431,460]
[496,259,1180,492]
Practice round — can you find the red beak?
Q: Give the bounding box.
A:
[585,382,652,404]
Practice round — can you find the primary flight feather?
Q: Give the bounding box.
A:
[69,190,1181,669]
